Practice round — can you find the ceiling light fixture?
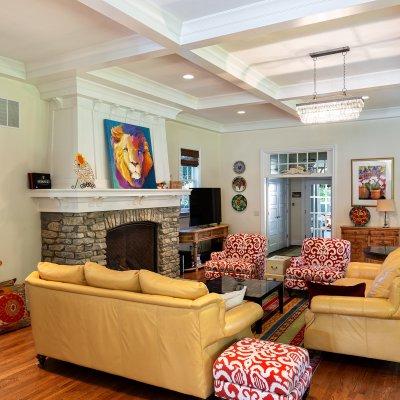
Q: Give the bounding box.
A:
[296,47,366,124]
[182,74,194,80]
[237,110,246,114]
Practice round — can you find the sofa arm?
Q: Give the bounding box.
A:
[290,256,304,268]
[310,295,395,319]
[346,262,382,280]
[223,301,263,337]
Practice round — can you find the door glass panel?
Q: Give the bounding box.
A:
[309,183,332,238]
[289,153,297,163]
[279,154,288,163]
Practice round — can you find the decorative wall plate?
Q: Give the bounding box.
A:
[232,194,247,212]
[232,176,247,193]
[349,206,371,226]
[233,161,246,174]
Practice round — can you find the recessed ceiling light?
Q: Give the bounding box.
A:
[182,74,194,80]
[237,110,246,114]
[362,96,370,100]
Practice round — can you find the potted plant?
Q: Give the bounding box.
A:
[367,182,382,200]
[359,184,369,199]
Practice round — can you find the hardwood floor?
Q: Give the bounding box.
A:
[2,326,400,400]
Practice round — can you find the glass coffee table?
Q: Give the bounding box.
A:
[205,276,284,334]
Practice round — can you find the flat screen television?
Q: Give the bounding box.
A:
[190,188,221,227]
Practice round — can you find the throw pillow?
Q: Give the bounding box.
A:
[37,262,86,285]
[84,262,140,292]
[367,265,400,298]
[0,282,30,334]
[220,286,247,310]
[307,281,366,302]
[139,269,208,300]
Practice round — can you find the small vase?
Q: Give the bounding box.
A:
[370,189,381,200]
[359,186,369,199]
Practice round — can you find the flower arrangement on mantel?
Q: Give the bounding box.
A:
[72,153,96,189]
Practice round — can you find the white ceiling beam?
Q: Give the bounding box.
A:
[278,69,400,100]
[77,0,181,48]
[184,45,298,117]
[180,0,400,47]
[26,34,170,82]
[197,92,264,109]
[0,56,26,80]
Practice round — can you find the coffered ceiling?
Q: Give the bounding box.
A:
[1,0,399,132]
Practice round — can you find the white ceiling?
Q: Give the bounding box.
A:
[1,0,399,130]
[0,0,132,62]
[120,54,241,97]
[150,0,260,21]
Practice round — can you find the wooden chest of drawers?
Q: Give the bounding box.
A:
[341,226,400,262]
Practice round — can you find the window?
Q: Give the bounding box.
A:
[180,148,200,213]
[269,151,330,176]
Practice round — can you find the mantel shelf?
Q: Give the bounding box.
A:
[29,189,191,213]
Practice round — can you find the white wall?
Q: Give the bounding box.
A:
[220,117,400,236]
[290,178,304,245]
[0,77,49,282]
[166,120,221,187]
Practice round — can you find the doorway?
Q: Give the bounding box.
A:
[267,177,332,253]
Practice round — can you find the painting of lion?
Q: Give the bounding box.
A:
[104,119,156,189]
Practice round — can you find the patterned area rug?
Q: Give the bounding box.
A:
[257,292,322,372]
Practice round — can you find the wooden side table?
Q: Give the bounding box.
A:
[179,224,229,271]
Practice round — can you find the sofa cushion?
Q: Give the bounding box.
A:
[37,262,85,285]
[307,281,366,302]
[84,262,140,292]
[367,266,400,298]
[383,247,400,269]
[139,270,208,300]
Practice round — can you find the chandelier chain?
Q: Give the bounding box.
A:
[343,51,347,96]
[313,57,317,99]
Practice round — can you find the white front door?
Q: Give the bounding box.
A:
[267,178,289,252]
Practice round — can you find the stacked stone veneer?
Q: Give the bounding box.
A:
[40,207,180,277]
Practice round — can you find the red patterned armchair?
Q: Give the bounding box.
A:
[284,238,351,291]
[205,233,267,281]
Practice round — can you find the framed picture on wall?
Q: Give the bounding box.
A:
[351,158,394,207]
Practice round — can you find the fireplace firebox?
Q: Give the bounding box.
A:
[106,222,157,271]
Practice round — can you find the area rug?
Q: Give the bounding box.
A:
[258,293,322,372]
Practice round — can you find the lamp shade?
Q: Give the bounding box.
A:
[377,199,396,212]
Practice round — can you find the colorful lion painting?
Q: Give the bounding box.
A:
[104,119,156,189]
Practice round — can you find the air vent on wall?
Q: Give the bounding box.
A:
[0,98,19,128]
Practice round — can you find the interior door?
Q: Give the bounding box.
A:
[305,179,332,238]
[267,178,289,252]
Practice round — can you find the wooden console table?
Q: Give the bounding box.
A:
[179,224,229,270]
[341,226,400,262]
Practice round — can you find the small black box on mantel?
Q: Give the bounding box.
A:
[28,173,51,189]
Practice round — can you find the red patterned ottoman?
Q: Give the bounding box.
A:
[213,338,312,400]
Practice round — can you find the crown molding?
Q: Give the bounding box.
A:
[37,77,182,120]
[0,56,26,80]
[180,0,397,46]
[26,34,169,81]
[175,113,223,133]
[87,67,198,109]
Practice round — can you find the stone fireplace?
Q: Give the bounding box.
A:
[40,206,181,277]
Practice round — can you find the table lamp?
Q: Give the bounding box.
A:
[377,199,396,228]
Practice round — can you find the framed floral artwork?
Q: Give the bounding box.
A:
[351,158,394,207]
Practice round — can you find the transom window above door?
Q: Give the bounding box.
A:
[269,150,332,177]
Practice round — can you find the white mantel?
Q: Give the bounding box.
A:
[30,189,191,213]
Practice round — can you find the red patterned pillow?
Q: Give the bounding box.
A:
[0,281,30,334]
[307,281,366,303]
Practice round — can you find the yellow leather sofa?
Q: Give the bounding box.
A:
[26,266,262,399]
[304,248,400,362]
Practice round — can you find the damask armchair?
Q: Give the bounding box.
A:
[284,238,351,291]
[205,233,267,281]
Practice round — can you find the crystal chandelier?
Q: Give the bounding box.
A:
[296,47,365,124]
